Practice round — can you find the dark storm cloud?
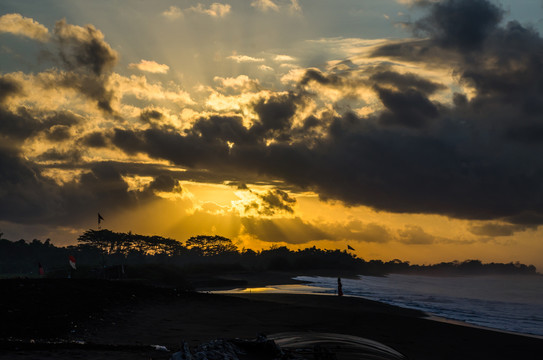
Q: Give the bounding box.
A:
[0,76,23,104]
[251,93,301,140]
[413,0,504,51]
[80,131,109,148]
[45,125,71,142]
[192,115,254,145]
[34,19,120,115]
[0,108,80,143]
[42,71,116,114]
[137,173,181,200]
[53,19,118,76]
[42,111,81,128]
[147,174,178,193]
[0,145,62,223]
[140,109,163,124]
[298,68,366,99]
[468,223,534,237]
[112,129,146,155]
[59,162,137,218]
[300,68,342,86]
[226,181,249,190]
[36,148,82,163]
[369,71,446,95]
[104,1,543,226]
[376,86,440,128]
[259,189,296,213]
[0,107,42,141]
[245,188,297,216]
[3,1,543,234]
[0,144,173,226]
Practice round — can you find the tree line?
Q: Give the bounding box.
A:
[0,230,538,276]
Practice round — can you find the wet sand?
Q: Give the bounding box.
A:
[1,278,542,359]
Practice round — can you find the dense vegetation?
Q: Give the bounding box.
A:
[0,230,538,277]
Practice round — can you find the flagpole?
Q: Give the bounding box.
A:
[98,212,104,230]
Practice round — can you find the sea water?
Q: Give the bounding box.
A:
[294,274,543,337]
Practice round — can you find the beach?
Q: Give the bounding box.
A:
[1,277,542,359]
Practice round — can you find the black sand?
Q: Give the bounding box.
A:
[1,278,542,359]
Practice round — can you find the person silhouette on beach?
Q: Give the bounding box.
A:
[337,277,343,296]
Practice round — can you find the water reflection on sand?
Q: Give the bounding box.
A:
[210,283,333,295]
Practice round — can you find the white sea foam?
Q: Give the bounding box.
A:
[294,274,543,337]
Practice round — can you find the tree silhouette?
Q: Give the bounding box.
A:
[185,235,238,256]
[77,229,185,256]
[78,229,122,254]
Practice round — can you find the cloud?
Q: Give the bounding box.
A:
[188,3,231,17]
[375,86,440,128]
[251,0,280,12]
[258,65,274,71]
[297,67,371,101]
[0,13,50,42]
[0,104,81,144]
[396,0,439,6]
[244,188,297,216]
[251,0,301,15]
[289,0,302,15]
[369,71,446,95]
[241,216,329,243]
[227,54,265,63]
[4,1,543,237]
[321,221,393,243]
[162,6,183,20]
[413,0,504,51]
[109,73,194,105]
[45,125,72,142]
[53,19,118,76]
[108,5,543,226]
[274,54,296,62]
[213,75,260,91]
[468,223,534,237]
[45,71,117,114]
[37,19,120,114]
[36,148,82,163]
[397,225,435,244]
[0,141,162,226]
[80,131,109,148]
[129,60,169,74]
[0,75,23,104]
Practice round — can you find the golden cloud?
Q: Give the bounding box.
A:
[0,13,50,42]
[129,60,170,74]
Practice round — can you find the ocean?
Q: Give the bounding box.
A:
[294,274,543,337]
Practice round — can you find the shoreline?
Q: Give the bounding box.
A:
[203,272,543,340]
[214,285,543,340]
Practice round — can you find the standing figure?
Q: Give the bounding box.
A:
[337,277,343,296]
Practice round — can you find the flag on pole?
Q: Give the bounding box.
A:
[98,212,104,225]
[347,245,355,251]
[69,255,76,270]
[38,262,45,276]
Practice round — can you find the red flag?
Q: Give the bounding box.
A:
[38,262,45,276]
[69,255,76,270]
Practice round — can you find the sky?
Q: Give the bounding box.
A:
[1,0,543,269]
